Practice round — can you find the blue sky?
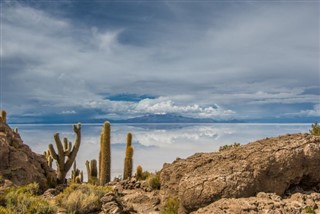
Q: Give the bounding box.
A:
[1,0,319,123]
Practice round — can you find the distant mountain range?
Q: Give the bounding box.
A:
[115,113,243,123]
[9,113,318,124]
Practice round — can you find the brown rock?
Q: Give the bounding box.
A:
[191,192,320,214]
[0,120,56,191]
[160,133,320,213]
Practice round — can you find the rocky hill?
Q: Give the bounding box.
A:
[0,113,56,191]
[160,133,320,213]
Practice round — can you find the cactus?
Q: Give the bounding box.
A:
[86,159,98,184]
[48,123,81,184]
[123,133,134,180]
[1,110,6,123]
[136,165,143,180]
[71,161,83,183]
[44,149,53,168]
[99,122,111,185]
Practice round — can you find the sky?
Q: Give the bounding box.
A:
[1,0,319,123]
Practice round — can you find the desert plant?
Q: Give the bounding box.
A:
[43,149,53,168]
[136,165,143,180]
[147,172,161,190]
[1,110,6,123]
[4,183,57,214]
[123,133,134,180]
[71,161,83,183]
[99,122,111,185]
[219,142,240,151]
[48,123,81,184]
[309,122,320,136]
[56,183,111,214]
[161,197,179,214]
[305,206,316,214]
[86,159,98,184]
[0,206,14,214]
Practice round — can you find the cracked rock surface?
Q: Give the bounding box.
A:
[160,133,320,213]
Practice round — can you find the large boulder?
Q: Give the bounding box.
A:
[160,133,320,213]
[0,120,56,191]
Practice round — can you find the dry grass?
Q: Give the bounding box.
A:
[55,183,111,214]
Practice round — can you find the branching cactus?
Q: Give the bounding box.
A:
[123,133,134,180]
[44,149,53,168]
[1,110,6,123]
[86,159,98,184]
[48,123,81,184]
[99,122,111,185]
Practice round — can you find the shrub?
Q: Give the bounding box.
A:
[219,142,240,151]
[305,206,316,214]
[56,183,111,214]
[161,197,179,214]
[0,206,14,214]
[146,172,161,190]
[309,122,320,136]
[4,183,57,214]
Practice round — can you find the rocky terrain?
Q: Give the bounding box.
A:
[1,111,320,213]
[0,117,56,190]
[160,133,320,213]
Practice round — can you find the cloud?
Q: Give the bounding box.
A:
[61,110,77,115]
[1,2,319,121]
[134,97,234,118]
[296,104,320,117]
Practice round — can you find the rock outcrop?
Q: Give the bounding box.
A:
[192,192,320,214]
[0,116,56,191]
[160,133,320,213]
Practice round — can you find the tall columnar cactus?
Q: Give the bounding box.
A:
[1,110,6,123]
[99,122,111,185]
[44,149,53,168]
[48,123,81,184]
[123,133,134,180]
[86,159,98,184]
[71,161,83,183]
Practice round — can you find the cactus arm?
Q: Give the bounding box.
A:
[64,124,81,172]
[48,144,59,160]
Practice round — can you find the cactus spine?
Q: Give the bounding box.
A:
[44,149,53,168]
[1,110,6,123]
[123,133,133,180]
[86,159,98,184]
[48,123,81,184]
[99,122,111,185]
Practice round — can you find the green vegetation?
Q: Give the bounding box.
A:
[309,122,320,136]
[219,142,241,151]
[99,122,111,185]
[86,159,98,184]
[3,183,57,214]
[48,123,81,184]
[56,183,111,214]
[136,165,143,180]
[0,206,14,214]
[123,133,134,180]
[161,197,179,214]
[146,172,161,190]
[305,206,316,214]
